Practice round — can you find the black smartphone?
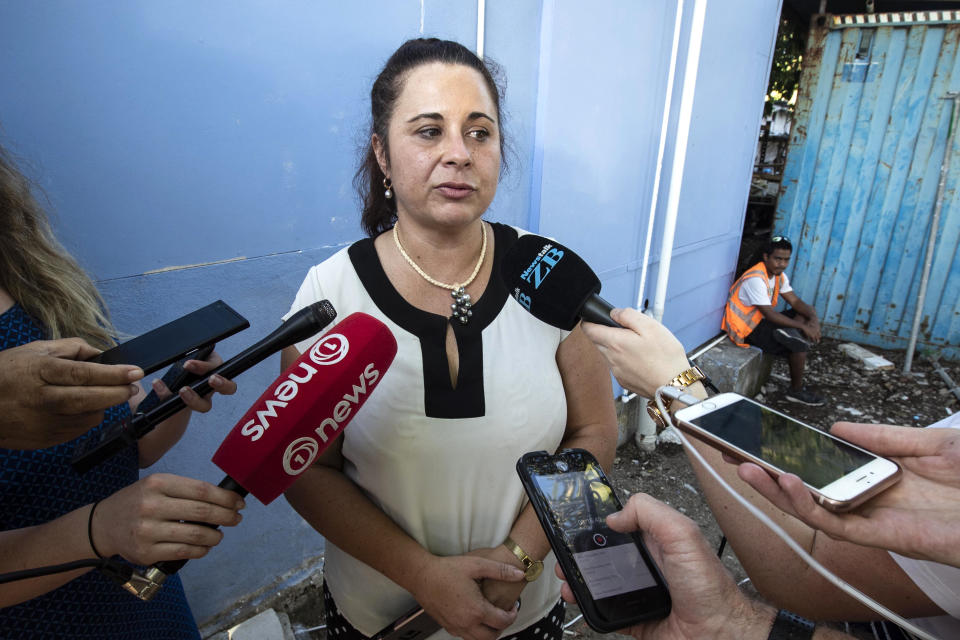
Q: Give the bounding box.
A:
[88,300,248,375]
[517,448,671,632]
[370,606,441,640]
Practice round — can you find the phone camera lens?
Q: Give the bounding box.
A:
[555,461,568,472]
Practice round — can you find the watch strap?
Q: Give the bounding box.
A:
[767,609,815,640]
[503,536,542,581]
[668,365,706,389]
[647,366,706,429]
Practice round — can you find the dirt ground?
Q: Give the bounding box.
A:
[281,337,959,640]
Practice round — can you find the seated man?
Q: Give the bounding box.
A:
[722,235,824,406]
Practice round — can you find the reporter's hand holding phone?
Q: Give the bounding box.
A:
[409,554,524,640]
[134,350,238,468]
[0,338,143,450]
[556,493,777,640]
[738,422,960,567]
[143,350,238,413]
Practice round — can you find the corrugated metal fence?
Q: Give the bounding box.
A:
[776,11,960,360]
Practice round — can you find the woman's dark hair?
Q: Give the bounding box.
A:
[355,38,507,237]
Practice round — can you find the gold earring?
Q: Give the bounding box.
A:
[383,177,393,199]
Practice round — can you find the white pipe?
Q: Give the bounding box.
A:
[476,0,485,58]
[689,333,726,361]
[637,0,684,312]
[905,93,959,373]
[652,0,708,323]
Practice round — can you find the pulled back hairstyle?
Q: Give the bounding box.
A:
[0,144,117,350]
[355,38,507,237]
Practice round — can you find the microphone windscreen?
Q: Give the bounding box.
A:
[500,234,602,330]
[211,312,397,504]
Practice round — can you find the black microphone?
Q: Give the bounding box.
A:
[71,300,337,473]
[500,234,622,330]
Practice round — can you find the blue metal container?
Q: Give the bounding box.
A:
[777,11,960,360]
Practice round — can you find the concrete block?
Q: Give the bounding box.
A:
[214,608,293,640]
[838,343,894,370]
[695,339,772,397]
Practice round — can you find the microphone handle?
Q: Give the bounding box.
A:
[581,295,622,328]
[72,301,336,474]
[133,300,337,437]
[134,476,249,601]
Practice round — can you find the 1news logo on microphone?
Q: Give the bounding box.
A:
[310,333,349,365]
[283,437,321,475]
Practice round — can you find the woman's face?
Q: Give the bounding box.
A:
[376,62,501,231]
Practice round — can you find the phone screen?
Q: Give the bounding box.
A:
[90,300,248,374]
[520,450,670,631]
[687,398,876,489]
[532,461,657,599]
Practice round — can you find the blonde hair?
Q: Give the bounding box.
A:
[0,144,117,350]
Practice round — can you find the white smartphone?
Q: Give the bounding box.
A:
[673,392,901,512]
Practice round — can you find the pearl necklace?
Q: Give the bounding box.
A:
[393,221,487,325]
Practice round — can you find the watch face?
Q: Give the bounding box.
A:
[526,560,544,581]
[646,403,667,430]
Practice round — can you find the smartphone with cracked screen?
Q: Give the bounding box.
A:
[517,448,670,633]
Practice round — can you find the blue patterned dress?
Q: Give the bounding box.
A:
[0,304,200,639]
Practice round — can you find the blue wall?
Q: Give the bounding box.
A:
[776,16,960,359]
[0,0,779,626]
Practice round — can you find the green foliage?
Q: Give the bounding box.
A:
[767,12,806,108]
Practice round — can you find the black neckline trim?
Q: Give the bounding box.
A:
[348,222,518,419]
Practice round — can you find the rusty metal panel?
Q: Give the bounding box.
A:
[775,14,960,360]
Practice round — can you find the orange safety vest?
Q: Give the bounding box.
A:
[721,262,782,347]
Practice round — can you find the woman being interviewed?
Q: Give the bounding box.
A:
[282,39,617,640]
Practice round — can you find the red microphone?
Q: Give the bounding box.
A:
[213,311,397,503]
[124,312,397,600]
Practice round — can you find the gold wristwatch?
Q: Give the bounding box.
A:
[646,365,706,431]
[503,536,543,582]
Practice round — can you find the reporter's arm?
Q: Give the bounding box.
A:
[739,422,960,566]
[0,473,244,607]
[684,436,943,620]
[580,308,706,403]
[555,493,852,640]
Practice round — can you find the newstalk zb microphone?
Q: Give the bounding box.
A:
[500,234,621,330]
[125,311,398,600]
[72,300,338,473]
